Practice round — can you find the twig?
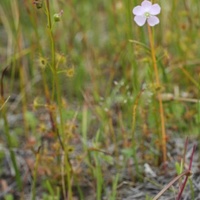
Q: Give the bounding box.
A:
[176,145,196,200]
[152,170,192,200]
[153,144,196,200]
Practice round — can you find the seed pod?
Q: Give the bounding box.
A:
[53,10,63,22]
[33,0,43,9]
[53,14,61,22]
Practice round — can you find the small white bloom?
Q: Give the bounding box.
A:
[133,0,161,27]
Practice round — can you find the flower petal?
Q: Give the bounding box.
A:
[149,4,161,15]
[141,0,152,11]
[133,6,145,15]
[134,15,146,26]
[147,16,160,26]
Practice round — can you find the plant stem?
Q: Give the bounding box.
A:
[0,68,22,190]
[176,145,196,200]
[31,147,41,200]
[45,1,73,199]
[132,89,144,180]
[27,0,57,137]
[152,170,191,200]
[41,70,57,133]
[147,25,167,164]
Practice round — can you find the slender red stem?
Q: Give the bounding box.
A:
[176,145,196,200]
[147,25,167,164]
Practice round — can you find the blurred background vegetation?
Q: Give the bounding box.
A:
[0,0,200,199]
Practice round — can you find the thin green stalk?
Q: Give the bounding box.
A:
[0,70,22,190]
[31,148,41,200]
[41,70,57,133]
[61,152,67,199]
[94,152,103,200]
[19,63,29,136]
[44,1,72,199]
[12,0,29,138]
[82,104,89,154]
[110,173,119,200]
[125,0,139,91]
[74,176,84,200]
[132,89,144,180]
[2,111,22,189]
[189,178,195,200]
[178,66,200,90]
[45,0,64,143]
[25,0,58,135]
[45,180,55,197]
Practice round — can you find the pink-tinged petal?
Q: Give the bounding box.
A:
[134,15,146,26]
[141,0,152,11]
[133,6,145,15]
[147,16,159,26]
[149,4,161,15]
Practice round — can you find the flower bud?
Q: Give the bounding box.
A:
[53,10,63,22]
[54,14,61,22]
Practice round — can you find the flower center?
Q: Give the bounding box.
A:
[144,12,151,18]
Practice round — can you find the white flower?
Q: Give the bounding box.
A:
[133,0,161,27]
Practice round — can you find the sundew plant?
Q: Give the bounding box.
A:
[133,0,167,164]
[0,0,200,199]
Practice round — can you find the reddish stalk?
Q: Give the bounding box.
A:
[153,170,191,200]
[147,25,167,164]
[153,143,196,200]
[176,144,196,200]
